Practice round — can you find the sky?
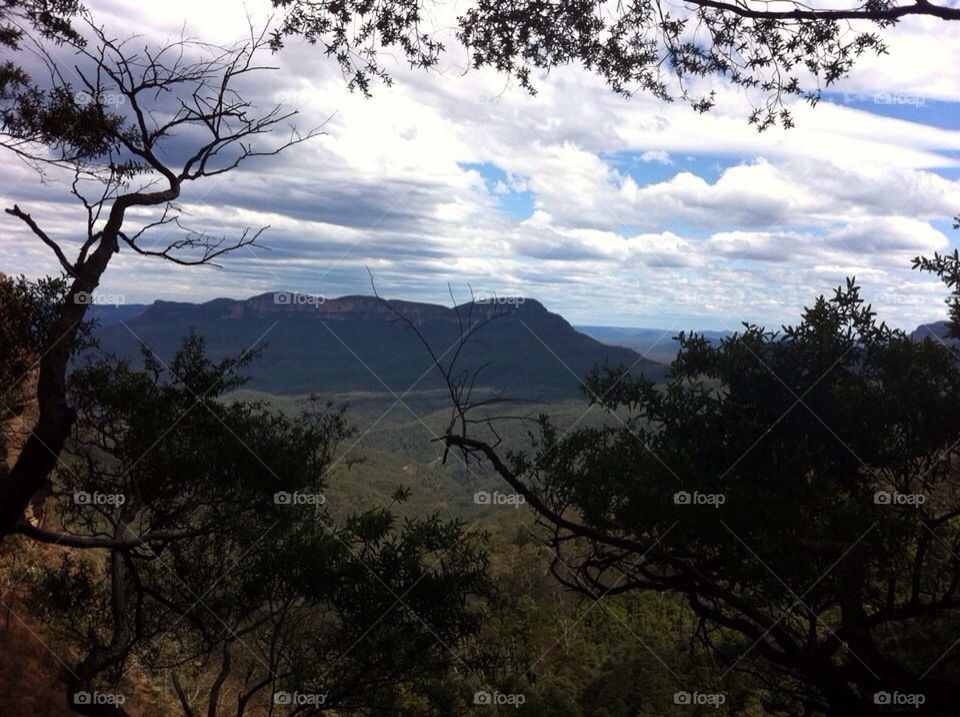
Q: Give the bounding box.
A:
[3,1,960,330]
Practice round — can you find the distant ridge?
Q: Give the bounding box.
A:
[580,320,960,357]
[910,320,955,344]
[85,303,151,326]
[577,325,734,361]
[87,294,668,398]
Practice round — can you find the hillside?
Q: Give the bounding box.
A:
[576,325,734,362]
[88,294,667,398]
[911,320,957,344]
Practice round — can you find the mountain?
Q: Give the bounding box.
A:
[585,321,960,358]
[85,303,150,326]
[910,320,956,344]
[577,325,733,362]
[87,294,667,398]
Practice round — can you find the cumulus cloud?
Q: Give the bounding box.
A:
[640,150,673,165]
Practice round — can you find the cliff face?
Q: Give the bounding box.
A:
[91,293,665,397]
[0,272,42,522]
[0,369,43,526]
[2,369,38,470]
[144,293,543,327]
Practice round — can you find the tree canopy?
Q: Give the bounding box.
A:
[444,263,960,713]
[271,0,959,128]
[17,331,492,715]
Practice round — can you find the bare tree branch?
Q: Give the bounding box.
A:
[0,17,322,537]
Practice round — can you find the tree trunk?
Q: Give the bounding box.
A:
[64,511,135,715]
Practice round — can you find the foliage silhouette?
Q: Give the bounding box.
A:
[444,270,960,714]
[20,332,491,715]
[270,0,960,128]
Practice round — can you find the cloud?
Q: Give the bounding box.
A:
[640,150,672,165]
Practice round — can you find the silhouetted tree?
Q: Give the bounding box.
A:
[0,1,121,163]
[20,334,491,716]
[914,245,960,338]
[270,0,958,128]
[441,269,960,714]
[0,18,321,536]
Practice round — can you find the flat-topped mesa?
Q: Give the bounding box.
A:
[90,291,660,398]
[142,293,551,327]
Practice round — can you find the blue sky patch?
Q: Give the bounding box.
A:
[460,161,535,219]
[824,92,960,131]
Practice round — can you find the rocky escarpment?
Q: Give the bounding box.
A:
[90,293,667,397]
[0,273,44,525]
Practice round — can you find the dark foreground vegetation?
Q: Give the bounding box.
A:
[442,268,960,715]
